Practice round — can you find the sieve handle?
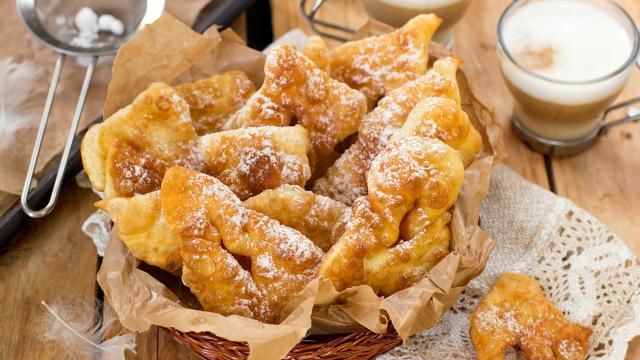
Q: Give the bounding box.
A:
[300,0,356,42]
[20,54,97,218]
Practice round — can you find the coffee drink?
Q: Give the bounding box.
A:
[498,0,637,141]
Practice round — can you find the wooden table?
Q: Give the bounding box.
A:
[0,0,638,359]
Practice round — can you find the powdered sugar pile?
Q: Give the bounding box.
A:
[70,7,124,48]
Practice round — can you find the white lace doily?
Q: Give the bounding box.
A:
[381,164,640,360]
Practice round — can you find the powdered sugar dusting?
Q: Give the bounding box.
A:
[314,58,460,205]
[200,125,311,200]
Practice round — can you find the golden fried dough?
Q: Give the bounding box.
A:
[175,71,255,135]
[394,97,482,167]
[313,57,463,204]
[244,184,349,251]
[81,82,203,198]
[301,36,330,72]
[330,14,441,108]
[320,136,464,295]
[471,273,592,360]
[96,191,181,275]
[161,166,323,323]
[227,44,367,166]
[199,125,311,200]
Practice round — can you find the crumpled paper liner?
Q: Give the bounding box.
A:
[97,15,505,360]
[0,0,210,195]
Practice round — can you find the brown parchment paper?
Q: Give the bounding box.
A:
[0,0,210,195]
[97,15,505,359]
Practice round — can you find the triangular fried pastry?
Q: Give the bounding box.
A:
[175,71,255,135]
[393,96,482,167]
[330,14,442,108]
[301,35,330,72]
[320,136,464,296]
[313,57,463,204]
[226,44,367,166]
[161,166,323,323]
[96,191,181,275]
[244,184,350,252]
[470,273,592,360]
[81,82,203,198]
[199,125,311,200]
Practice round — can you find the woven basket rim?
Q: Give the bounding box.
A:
[165,326,403,359]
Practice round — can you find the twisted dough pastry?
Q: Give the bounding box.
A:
[471,273,592,360]
[244,184,350,252]
[161,166,323,323]
[313,57,466,205]
[330,14,441,108]
[320,136,464,296]
[301,36,330,72]
[199,125,311,200]
[96,191,181,275]
[81,82,203,198]
[175,71,255,135]
[394,96,482,167]
[226,44,367,166]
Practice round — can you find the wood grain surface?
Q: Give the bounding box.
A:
[0,0,638,359]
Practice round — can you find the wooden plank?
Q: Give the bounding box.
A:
[270,0,550,188]
[0,183,98,359]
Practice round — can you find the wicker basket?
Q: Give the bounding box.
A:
[166,327,403,359]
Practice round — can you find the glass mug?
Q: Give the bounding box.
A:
[497,0,640,156]
[363,0,473,48]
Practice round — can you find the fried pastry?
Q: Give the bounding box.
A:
[199,125,311,200]
[330,14,441,108]
[226,44,367,166]
[393,96,482,167]
[301,35,330,72]
[96,191,181,275]
[161,166,323,323]
[175,71,255,135]
[244,184,350,251]
[320,136,464,295]
[81,82,203,198]
[470,273,592,360]
[313,57,464,204]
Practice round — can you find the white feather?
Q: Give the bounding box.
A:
[0,58,42,146]
[40,300,136,359]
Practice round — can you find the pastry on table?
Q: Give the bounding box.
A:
[320,136,464,295]
[175,71,255,135]
[470,273,592,360]
[199,125,311,200]
[330,13,442,108]
[244,184,350,252]
[96,191,181,275]
[81,82,203,198]
[161,166,323,323]
[313,57,469,205]
[226,44,367,167]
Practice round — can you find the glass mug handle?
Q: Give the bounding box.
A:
[599,56,640,133]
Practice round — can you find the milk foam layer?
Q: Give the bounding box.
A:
[500,0,634,105]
